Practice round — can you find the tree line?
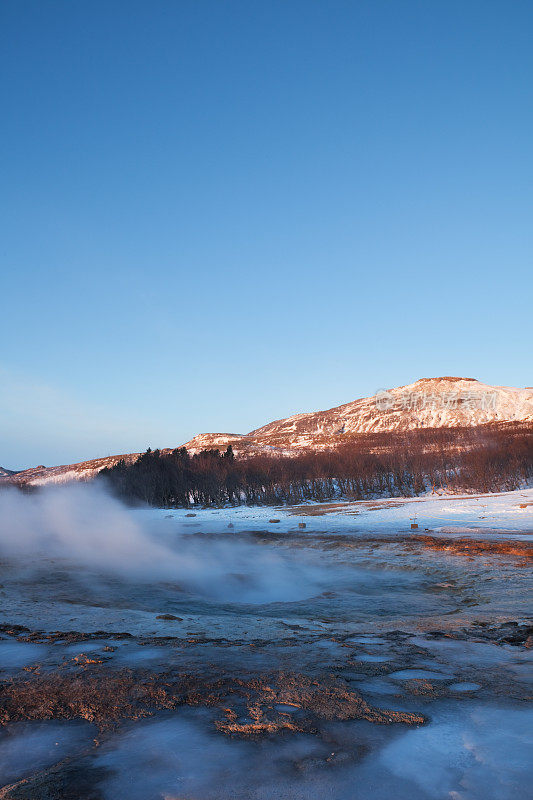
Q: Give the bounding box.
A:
[98,423,533,507]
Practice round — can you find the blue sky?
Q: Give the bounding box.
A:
[1,0,532,470]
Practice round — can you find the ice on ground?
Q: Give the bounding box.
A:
[449,682,481,692]
[379,704,533,800]
[0,640,48,672]
[388,668,452,681]
[357,653,390,663]
[0,721,93,785]
[94,704,533,800]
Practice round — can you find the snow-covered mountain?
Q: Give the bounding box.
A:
[183,377,533,455]
[0,453,140,488]
[2,377,532,486]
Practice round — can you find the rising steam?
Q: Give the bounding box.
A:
[0,484,327,604]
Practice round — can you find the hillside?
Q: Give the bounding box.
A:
[0,453,140,487]
[2,377,532,487]
[183,377,533,455]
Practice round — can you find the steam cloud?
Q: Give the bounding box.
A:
[0,484,327,603]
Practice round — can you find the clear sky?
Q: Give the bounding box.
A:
[1,0,532,470]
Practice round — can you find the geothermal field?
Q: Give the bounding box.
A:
[0,486,531,799]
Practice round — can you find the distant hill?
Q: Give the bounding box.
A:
[182,377,533,455]
[0,466,18,478]
[0,453,139,487]
[2,377,532,487]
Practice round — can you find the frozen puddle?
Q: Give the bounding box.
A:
[62,640,111,657]
[353,677,399,695]
[94,712,399,799]
[0,721,93,786]
[378,704,533,800]
[358,653,390,663]
[449,682,481,692]
[348,636,389,645]
[93,703,533,800]
[389,668,452,681]
[408,637,523,668]
[0,640,47,671]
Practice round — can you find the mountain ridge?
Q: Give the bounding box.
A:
[2,377,532,486]
[183,377,533,455]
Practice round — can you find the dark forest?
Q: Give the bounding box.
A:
[99,423,533,507]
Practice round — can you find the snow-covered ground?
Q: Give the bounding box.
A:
[141,486,533,537]
[0,485,530,639]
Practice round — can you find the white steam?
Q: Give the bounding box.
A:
[0,484,327,604]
